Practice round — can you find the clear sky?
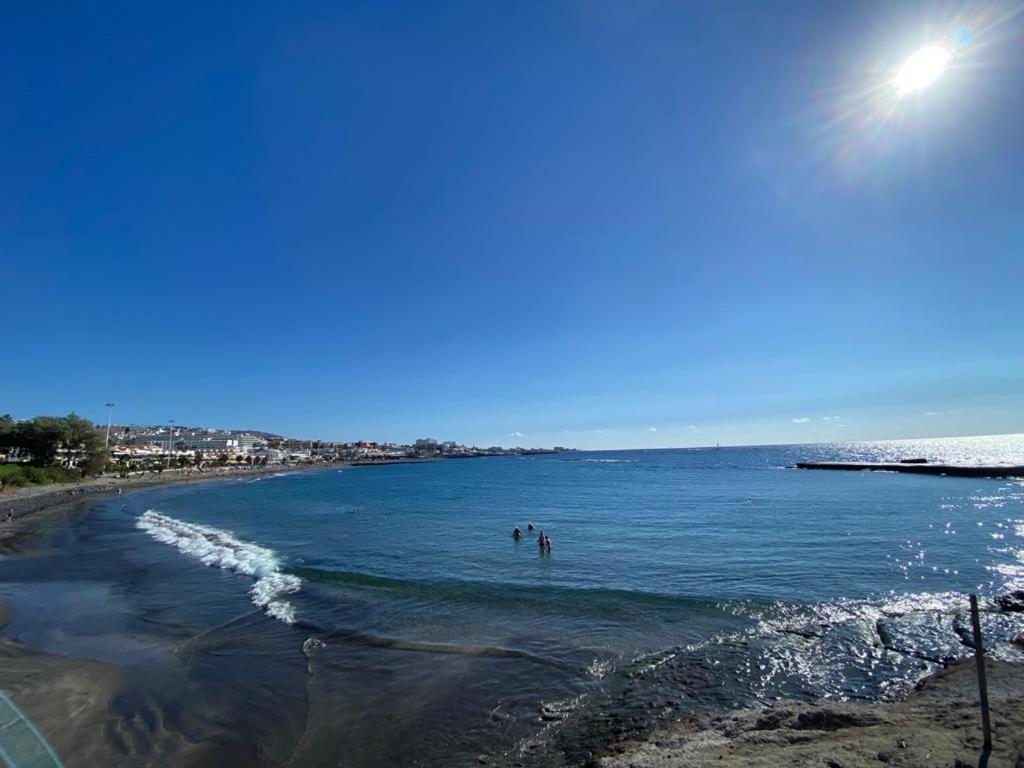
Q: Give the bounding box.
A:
[3,1,1023,449]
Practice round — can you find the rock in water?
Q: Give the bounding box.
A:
[996,590,1024,613]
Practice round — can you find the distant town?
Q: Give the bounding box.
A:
[0,412,573,490]
[107,425,572,466]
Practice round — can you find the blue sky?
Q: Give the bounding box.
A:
[3,1,1022,448]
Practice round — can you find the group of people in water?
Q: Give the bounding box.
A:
[512,521,552,551]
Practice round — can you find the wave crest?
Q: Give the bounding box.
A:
[136,510,301,624]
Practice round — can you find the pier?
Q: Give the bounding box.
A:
[794,461,1024,478]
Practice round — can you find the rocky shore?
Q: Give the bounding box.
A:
[598,659,1024,768]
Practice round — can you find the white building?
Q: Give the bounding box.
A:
[130,431,267,454]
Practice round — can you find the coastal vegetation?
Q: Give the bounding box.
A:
[0,413,108,488]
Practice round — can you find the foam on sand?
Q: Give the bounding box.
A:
[136,510,301,624]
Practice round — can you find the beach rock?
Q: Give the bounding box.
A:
[791,708,889,732]
[597,661,1024,768]
[754,708,794,731]
[996,590,1024,613]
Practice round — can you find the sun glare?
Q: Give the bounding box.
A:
[894,45,951,94]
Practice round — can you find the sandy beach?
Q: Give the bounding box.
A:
[0,602,127,765]
[4,585,1023,768]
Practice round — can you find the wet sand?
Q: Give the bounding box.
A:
[599,659,1024,768]
[6,586,1023,768]
[0,602,126,765]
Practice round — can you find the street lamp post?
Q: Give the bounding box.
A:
[104,403,116,450]
[166,419,176,468]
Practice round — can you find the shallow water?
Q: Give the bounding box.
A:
[2,435,1024,766]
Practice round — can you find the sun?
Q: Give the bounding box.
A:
[894,45,951,94]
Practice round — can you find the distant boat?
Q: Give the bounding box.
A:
[716,442,720,449]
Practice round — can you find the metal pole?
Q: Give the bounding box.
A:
[104,403,115,449]
[166,419,175,468]
[969,593,993,760]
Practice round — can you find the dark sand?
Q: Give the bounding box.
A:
[0,602,126,765]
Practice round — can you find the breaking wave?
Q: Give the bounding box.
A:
[136,510,301,624]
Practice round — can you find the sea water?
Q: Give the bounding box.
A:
[2,435,1024,766]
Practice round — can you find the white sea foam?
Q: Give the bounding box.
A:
[247,472,295,483]
[136,510,301,624]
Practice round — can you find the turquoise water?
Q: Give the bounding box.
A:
[2,436,1024,766]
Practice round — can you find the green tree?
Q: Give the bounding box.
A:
[81,452,108,475]
[63,413,106,471]
[0,414,15,451]
[1,414,107,469]
[15,416,70,466]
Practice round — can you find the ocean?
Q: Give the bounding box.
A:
[2,435,1024,766]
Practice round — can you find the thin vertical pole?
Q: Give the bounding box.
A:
[166,419,175,468]
[969,593,992,759]
[104,403,115,449]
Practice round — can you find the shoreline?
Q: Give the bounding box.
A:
[596,658,1024,767]
[2,449,1023,765]
[0,602,128,766]
[4,592,1022,768]
[0,463,340,548]
[0,453,504,538]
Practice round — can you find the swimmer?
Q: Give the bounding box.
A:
[512,526,523,539]
[527,522,535,531]
[537,531,545,547]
